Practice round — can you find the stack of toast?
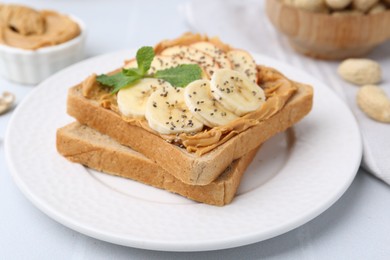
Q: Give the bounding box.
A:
[56,33,313,206]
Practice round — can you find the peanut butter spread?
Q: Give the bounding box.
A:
[81,65,297,156]
[0,4,80,50]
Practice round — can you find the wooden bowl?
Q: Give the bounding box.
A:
[265,0,390,60]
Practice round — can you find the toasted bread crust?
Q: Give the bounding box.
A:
[67,80,312,185]
[56,122,259,206]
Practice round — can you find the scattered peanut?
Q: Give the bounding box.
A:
[287,0,329,12]
[352,0,379,12]
[325,0,352,10]
[338,59,381,85]
[283,0,389,13]
[357,85,390,123]
[369,2,387,13]
[0,91,15,115]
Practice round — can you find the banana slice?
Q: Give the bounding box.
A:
[124,55,193,71]
[227,50,258,83]
[210,69,265,116]
[149,55,198,74]
[184,79,238,127]
[161,46,219,78]
[190,42,232,69]
[117,78,172,118]
[145,86,204,134]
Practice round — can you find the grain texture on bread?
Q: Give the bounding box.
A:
[67,81,312,185]
[56,122,259,206]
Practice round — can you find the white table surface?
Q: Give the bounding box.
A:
[1,0,390,259]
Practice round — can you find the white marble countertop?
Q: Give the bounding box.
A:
[1,0,390,259]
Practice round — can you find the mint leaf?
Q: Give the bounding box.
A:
[122,68,143,77]
[110,76,141,94]
[96,46,202,93]
[154,64,202,87]
[96,73,141,94]
[136,46,154,74]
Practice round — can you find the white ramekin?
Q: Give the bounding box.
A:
[0,15,86,85]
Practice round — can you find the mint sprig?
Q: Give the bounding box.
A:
[136,46,154,74]
[96,46,202,93]
[97,74,141,94]
[155,64,202,88]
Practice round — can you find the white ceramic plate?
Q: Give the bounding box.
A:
[5,51,362,252]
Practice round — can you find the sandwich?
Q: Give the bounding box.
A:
[58,33,313,205]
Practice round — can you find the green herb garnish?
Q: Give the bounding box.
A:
[96,46,202,93]
[154,64,202,88]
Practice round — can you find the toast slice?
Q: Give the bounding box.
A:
[56,122,259,206]
[66,33,313,185]
[67,80,312,185]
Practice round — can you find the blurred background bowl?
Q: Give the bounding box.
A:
[0,15,86,85]
[265,0,390,60]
